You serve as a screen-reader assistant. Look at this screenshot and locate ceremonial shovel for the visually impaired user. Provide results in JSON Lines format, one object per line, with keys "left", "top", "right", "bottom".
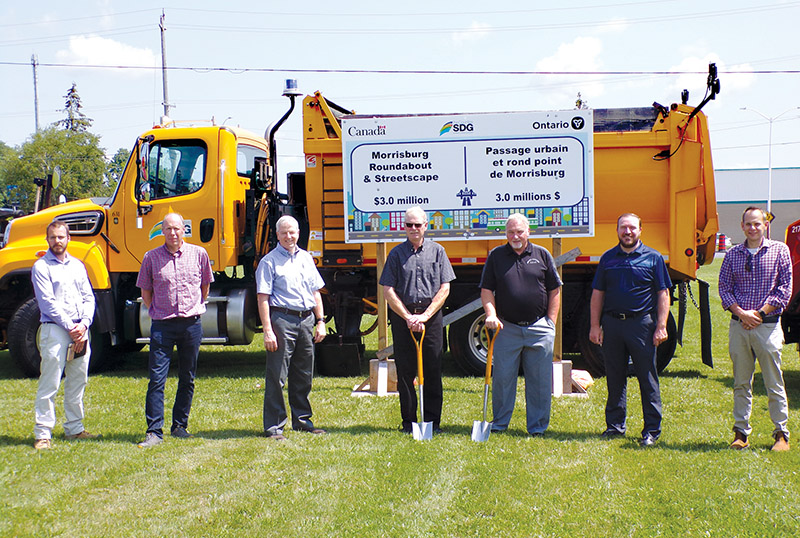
{"left": 471, "top": 326, "right": 498, "bottom": 442}
{"left": 409, "top": 326, "right": 432, "bottom": 441}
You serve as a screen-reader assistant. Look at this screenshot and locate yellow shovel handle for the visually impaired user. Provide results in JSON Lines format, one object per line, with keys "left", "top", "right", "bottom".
{"left": 481, "top": 325, "right": 498, "bottom": 385}
{"left": 409, "top": 325, "right": 426, "bottom": 386}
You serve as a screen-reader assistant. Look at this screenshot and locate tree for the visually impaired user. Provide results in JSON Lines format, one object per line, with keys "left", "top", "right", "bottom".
{"left": 0, "top": 127, "right": 111, "bottom": 213}
{"left": 54, "top": 83, "right": 93, "bottom": 133}
{"left": 0, "top": 141, "right": 24, "bottom": 207}
{"left": 107, "top": 148, "right": 131, "bottom": 185}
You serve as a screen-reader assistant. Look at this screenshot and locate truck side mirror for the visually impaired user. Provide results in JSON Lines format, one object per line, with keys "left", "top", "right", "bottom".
{"left": 139, "top": 182, "right": 152, "bottom": 202}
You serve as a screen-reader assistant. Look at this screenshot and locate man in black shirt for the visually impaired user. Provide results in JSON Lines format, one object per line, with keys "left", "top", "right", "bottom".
{"left": 480, "top": 213, "right": 562, "bottom": 435}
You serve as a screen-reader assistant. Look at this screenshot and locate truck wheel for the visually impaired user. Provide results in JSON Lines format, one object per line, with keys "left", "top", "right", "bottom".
{"left": 577, "top": 309, "right": 678, "bottom": 378}
{"left": 448, "top": 310, "right": 488, "bottom": 376}
{"left": 7, "top": 298, "right": 111, "bottom": 378}
{"left": 8, "top": 298, "right": 42, "bottom": 378}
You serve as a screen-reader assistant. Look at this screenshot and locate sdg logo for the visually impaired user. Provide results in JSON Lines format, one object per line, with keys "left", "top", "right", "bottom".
{"left": 440, "top": 121, "right": 474, "bottom": 135}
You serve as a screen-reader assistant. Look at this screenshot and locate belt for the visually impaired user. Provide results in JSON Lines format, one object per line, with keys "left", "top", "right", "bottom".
{"left": 42, "top": 320, "right": 81, "bottom": 325}
{"left": 405, "top": 302, "right": 431, "bottom": 315}
{"left": 271, "top": 306, "right": 313, "bottom": 319}
{"left": 607, "top": 312, "right": 643, "bottom": 320}
{"left": 732, "top": 314, "right": 779, "bottom": 324}
{"left": 505, "top": 315, "right": 544, "bottom": 327}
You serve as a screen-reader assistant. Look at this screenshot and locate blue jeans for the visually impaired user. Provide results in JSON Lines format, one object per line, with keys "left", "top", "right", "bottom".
{"left": 491, "top": 317, "right": 555, "bottom": 434}
{"left": 146, "top": 316, "right": 202, "bottom": 438}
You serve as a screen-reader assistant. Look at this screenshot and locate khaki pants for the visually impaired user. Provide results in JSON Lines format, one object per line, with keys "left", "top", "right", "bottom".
{"left": 729, "top": 319, "right": 789, "bottom": 439}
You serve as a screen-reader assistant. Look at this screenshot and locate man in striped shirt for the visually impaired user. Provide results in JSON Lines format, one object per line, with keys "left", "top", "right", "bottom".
{"left": 719, "top": 207, "right": 792, "bottom": 451}
{"left": 136, "top": 213, "right": 214, "bottom": 448}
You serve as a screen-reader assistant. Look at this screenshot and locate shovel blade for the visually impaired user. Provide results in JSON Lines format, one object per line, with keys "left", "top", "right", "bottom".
{"left": 471, "top": 420, "right": 492, "bottom": 442}
{"left": 412, "top": 421, "right": 433, "bottom": 441}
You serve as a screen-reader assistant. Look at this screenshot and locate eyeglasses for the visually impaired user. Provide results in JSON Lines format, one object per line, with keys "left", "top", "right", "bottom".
{"left": 405, "top": 222, "right": 424, "bottom": 229}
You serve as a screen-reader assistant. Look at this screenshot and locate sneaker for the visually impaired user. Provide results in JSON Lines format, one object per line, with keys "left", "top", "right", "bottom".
{"left": 65, "top": 430, "right": 102, "bottom": 441}
{"left": 171, "top": 426, "right": 193, "bottom": 439}
{"left": 730, "top": 430, "right": 749, "bottom": 450}
{"left": 137, "top": 432, "right": 163, "bottom": 448}
{"left": 771, "top": 433, "right": 790, "bottom": 452}
{"left": 34, "top": 439, "right": 52, "bottom": 450}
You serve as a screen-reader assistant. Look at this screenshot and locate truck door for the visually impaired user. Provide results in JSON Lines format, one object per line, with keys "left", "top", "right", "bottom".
{"left": 123, "top": 137, "right": 218, "bottom": 264}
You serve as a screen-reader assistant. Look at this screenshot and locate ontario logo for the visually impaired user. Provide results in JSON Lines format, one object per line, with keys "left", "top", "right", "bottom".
{"left": 440, "top": 121, "right": 474, "bottom": 135}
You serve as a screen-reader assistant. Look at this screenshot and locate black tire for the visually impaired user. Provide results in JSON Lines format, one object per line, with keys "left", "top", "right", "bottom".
{"left": 577, "top": 308, "right": 678, "bottom": 378}
{"left": 448, "top": 309, "right": 488, "bottom": 376}
{"left": 7, "top": 297, "right": 111, "bottom": 378}
{"left": 8, "top": 298, "right": 42, "bottom": 378}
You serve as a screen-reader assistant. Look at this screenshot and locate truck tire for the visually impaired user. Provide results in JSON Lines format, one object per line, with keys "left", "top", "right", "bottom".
{"left": 448, "top": 310, "right": 488, "bottom": 376}
{"left": 7, "top": 298, "right": 110, "bottom": 378}
{"left": 577, "top": 309, "right": 678, "bottom": 378}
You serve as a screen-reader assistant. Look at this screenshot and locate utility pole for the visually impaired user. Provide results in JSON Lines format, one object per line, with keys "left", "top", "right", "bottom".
{"left": 31, "top": 54, "right": 40, "bottom": 132}
{"left": 159, "top": 11, "right": 173, "bottom": 119}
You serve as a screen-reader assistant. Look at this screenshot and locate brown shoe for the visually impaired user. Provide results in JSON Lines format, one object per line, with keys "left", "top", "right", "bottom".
{"left": 771, "top": 433, "right": 790, "bottom": 452}
{"left": 34, "top": 439, "right": 52, "bottom": 450}
{"left": 65, "top": 430, "right": 102, "bottom": 441}
{"left": 730, "top": 430, "right": 749, "bottom": 450}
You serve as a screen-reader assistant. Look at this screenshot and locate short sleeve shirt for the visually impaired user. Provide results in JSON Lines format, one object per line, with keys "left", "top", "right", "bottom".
{"left": 255, "top": 244, "right": 325, "bottom": 310}
{"left": 592, "top": 242, "right": 671, "bottom": 315}
{"left": 137, "top": 242, "right": 214, "bottom": 320}
{"left": 480, "top": 242, "right": 562, "bottom": 323}
{"left": 379, "top": 239, "right": 456, "bottom": 305}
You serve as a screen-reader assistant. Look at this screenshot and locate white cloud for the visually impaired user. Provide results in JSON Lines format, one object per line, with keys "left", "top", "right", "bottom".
{"left": 56, "top": 35, "right": 157, "bottom": 76}
{"left": 668, "top": 54, "right": 756, "bottom": 95}
{"left": 534, "top": 37, "right": 605, "bottom": 106}
{"left": 451, "top": 21, "right": 492, "bottom": 45}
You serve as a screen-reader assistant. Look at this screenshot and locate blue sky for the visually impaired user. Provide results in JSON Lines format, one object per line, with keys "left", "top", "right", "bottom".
{"left": 2, "top": 0, "right": 800, "bottom": 181}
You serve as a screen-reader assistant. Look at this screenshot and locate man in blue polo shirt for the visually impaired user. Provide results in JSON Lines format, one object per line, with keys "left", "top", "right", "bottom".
{"left": 589, "top": 213, "right": 671, "bottom": 447}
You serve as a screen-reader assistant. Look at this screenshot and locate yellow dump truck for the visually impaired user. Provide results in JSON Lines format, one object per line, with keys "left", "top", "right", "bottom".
{"left": 0, "top": 68, "right": 720, "bottom": 377}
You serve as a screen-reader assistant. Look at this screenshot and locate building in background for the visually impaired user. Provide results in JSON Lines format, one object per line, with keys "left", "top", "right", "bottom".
{"left": 715, "top": 168, "right": 800, "bottom": 243}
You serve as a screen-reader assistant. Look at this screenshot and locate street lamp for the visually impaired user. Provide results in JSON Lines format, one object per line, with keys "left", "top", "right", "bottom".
{"left": 740, "top": 106, "right": 800, "bottom": 236}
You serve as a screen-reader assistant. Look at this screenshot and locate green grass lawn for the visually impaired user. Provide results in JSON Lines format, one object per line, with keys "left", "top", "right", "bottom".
{"left": 1, "top": 258, "right": 799, "bottom": 537}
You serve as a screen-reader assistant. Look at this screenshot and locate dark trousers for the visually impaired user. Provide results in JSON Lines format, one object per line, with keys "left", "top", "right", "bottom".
{"left": 389, "top": 309, "right": 443, "bottom": 429}
{"left": 263, "top": 312, "right": 315, "bottom": 435}
{"left": 602, "top": 313, "right": 662, "bottom": 438}
{"left": 146, "top": 316, "right": 202, "bottom": 438}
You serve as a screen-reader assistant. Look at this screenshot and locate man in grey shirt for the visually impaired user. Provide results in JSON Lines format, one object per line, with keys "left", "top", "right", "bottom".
{"left": 380, "top": 207, "right": 455, "bottom": 433}
{"left": 31, "top": 220, "right": 99, "bottom": 449}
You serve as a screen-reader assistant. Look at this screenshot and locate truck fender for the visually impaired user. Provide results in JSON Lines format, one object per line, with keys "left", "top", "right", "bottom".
{"left": 65, "top": 241, "right": 111, "bottom": 290}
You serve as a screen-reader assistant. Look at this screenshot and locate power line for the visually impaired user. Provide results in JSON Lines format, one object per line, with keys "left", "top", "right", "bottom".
{"left": 1, "top": 60, "right": 798, "bottom": 76}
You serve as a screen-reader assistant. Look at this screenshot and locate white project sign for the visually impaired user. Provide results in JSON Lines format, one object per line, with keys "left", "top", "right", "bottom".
{"left": 343, "top": 110, "right": 593, "bottom": 242}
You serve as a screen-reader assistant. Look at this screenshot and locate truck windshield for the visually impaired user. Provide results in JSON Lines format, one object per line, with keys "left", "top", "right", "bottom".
{"left": 143, "top": 141, "right": 207, "bottom": 200}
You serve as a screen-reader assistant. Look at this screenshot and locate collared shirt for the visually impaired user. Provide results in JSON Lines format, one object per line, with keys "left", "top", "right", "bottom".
{"left": 592, "top": 241, "right": 672, "bottom": 315}
{"left": 719, "top": 238, "right": 792, "bottom": 315}
{"left": 32, "top": 249, "right": 95, "bottom": 330}
{"left": 137, "top": 242, "right": 214, "bottom": 320}
{"left": 379, "top": 239, "right": 456, "bottom": 306}
{"left": 256, "top": 244, "right": 325, "bottom": 310}
{"left": 480, "top": 242, "right": 562, "bottom": 323}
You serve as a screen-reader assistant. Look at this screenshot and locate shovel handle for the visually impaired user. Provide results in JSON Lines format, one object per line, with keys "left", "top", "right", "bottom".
{"left": 481, "top": 326, "right": 498, "bottom": 385}
{"left": 409, "top": 325, "right": 426, "bottom": 386}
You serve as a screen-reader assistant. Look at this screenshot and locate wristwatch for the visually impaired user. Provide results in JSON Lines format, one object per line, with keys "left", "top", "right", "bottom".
{"left": 757, "top": 310, "right": 766, "bottom": 319}
{"left": 315, "top": 317, "right": 325, "bottom": 324}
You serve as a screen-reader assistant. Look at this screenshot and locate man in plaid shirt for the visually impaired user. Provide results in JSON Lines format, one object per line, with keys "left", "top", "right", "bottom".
{"left": 719, "top": 207, "right": 792, "bottom": 451}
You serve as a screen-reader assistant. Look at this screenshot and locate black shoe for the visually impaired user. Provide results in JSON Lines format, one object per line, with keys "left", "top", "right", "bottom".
{"left": 600, "top": 429, "right": 624, "bottom": 439}
{"left": 639, "top": 434, "right": 657, "bottom": 447}
{"left": 170, "top": 426, "right": 193, "bottom": 439}
{"left": 433, "top": 426, "right": 443, "bottom": 435}
{"left": 398, "top": 425, "right": 412, "bottom": 434}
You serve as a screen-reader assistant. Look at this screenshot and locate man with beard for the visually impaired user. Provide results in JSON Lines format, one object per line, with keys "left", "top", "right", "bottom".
{"left": 480, "top": 213, "right": 562, "bottom": 435}
{"left": 32, "top": 220, "right": 99, "bottom": 449}
{"left": 589, "top": 213, "right": 671, "bottom": 447}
